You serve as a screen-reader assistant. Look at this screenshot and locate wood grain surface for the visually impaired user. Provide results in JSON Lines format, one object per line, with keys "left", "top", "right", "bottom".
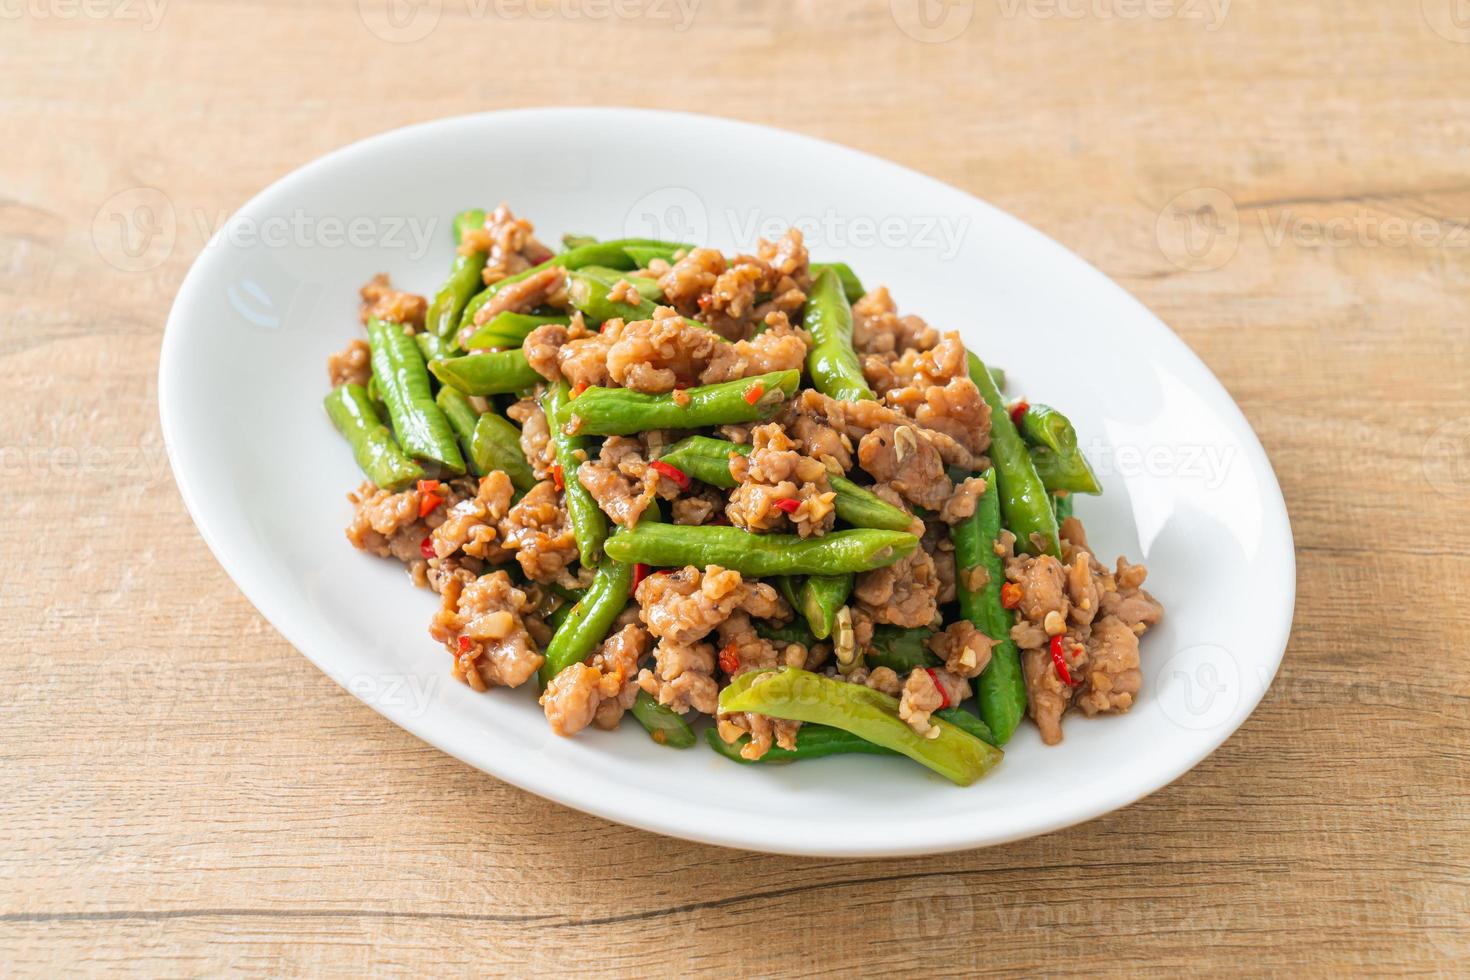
{"left": 3, "top": 1, "right": 1468, "bottom": 975}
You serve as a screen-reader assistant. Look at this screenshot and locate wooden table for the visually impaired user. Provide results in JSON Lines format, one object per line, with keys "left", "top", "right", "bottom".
{"left": 4, "top": 1, "right": 1467, "bottom": 975}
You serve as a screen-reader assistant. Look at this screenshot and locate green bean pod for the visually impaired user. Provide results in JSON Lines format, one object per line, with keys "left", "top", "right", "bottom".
{"left": 630, "top": 690, "right": 696, "bottom": 748}
{"left": 1053, "top": 491, "right": 1075, "bottom": 523}
{"left": 415, "top": 331, "right": 454, "bottom": 364}
{"left": 323, "top": 383, "right": 425, "bottom": 491}
{"left": 864, "top": 625, "right": 939, "bottom": 674}
{"left": 953, "top": 466, "right": 1027, "bottom": 744}
{"left": 567, "top": 370, "right": 799, "bottom": 436}
{"left": 808, "top": 261, "right": 865, "bottom": 304}
{"left": 460, "top": 312, "right": 570, "bottom": 351}
{"left": 543, "top": 379, "right": 610, "bottom": 568}
{"left": 797, "top": 574, "right": 853, "bottom": 640}
{"left": 718, "top": 668, "right": 1002, "bottom": 785}
{"left": 1017, "top": 403, "right": 1077, "bottom": 455}
{"left": 967, "top": 352, "right": 1059, "bottom": 557}
{"left": 657, "top": 436, "right": 913, "bottom": 532}
{"left": 603, "top": 524, "right": 918, "bottom": 577}
{"left": 472, "top": 413, "right": 537, "bottom": 493}
{"left": 566, "top": 267, "right": 659, "bottom": 323}
{"left": 434, "top": 386, "right": 484, "bottom": 477}
{"left": 1030, "top": 445, "right": 1102, "bottom": 495}
{"left": 706, "top": 705, "right": 995, "bottom": 764}
{"left": 537, "top": 549, "right": 633, "bottom": 685}
{"left": 803, "top": 266, "right": 874, "bottom": 402}
{"left": 429, "top": 349, "right": 542, "bottom": 396}
{"left": 620, "top": 243, "right": 684, "bottom": 268}
{"left": 365, "top": 317, "right": 465, "bottom": 474}
{"left": 456, "top": 238, "right": 689, "bottom": 339}
{"left": 561, "top": 233, "right": 599, "bottom": 250}
{"left": 426, "top": 208, "right": 489, "bottom": 340}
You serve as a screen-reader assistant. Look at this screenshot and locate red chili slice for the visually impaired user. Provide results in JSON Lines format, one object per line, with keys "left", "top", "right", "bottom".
{"left": 649, "top": 460, "right": 690, "bottom": 491}
{"left": 1000, "top": 582, "right": 1023, "bottom": 610}
{"left": 718, "top": 642, "right": 740, "bottom": 675}
{"left": 457, "top": 635, "right": 472, "bottom": 653}
{"left": 925, "top": 668, "right": 951, "bottom": 709}
{"left": 631, "top": 563, "right": 651, "bottom": 591}
{"left": 570, "top": 381, "right": 588, "bottom": 399}
{"left": 416, "top": 479, "right": 441, "bottom": 495}
{"left": 773, "top": 497, "right": 801, "bottom": 514}
{"left": 743, "top": 381, "right": 764, "bottom": 405}
{"left": 1009, "top": 400, "right": 1030, "bottom": 428}
{"left": 552, "top": 463, "right": 565, "bottom": 491}
{"left": 418, "top": 492, "right": 444, "bottom": 518}
{"left": 1050, "top": 634, "right": 1078, "bottom": 686}
{"left": 420, "top": 536, "right": 435, "bottom": 559}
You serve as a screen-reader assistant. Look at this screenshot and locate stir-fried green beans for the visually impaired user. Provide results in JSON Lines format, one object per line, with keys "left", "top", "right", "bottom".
{"left": 471, "top": 413, "right": 536, "bottom": 493}
{"left": 803, "top": 266, "right": 874, "bottom": 402}
{"left": 953, "top": 467, "right": 1028, "bottom": 744}
{"left": 538, "top": 547, "right": 633, "bottom": 685}
{"left": 795, "top": 574, "right": 853, "bottom": 640}
{"left": 967, "top": 352, "right": 1058, "bottom": 557}
{"left": 434, "top": 386, "right": 485, "bottom": 477}
{"left": 426, "top": 208, "right": 489, "bottom": 340}
{"left": 718, "top": 668, "right": 1002, "bottom": 785}
{"left": 429, "top": 349, "right": 542, "bottom": 396}
{"left": 567, "top": 370, "right": 799, "bottom": 436}
{"left": 461, "top": 312, "right": 570, "bottom": 351}
{"left": 365, "top": 316, "right": 465, "bottom": 474}
{"left": 542, "top": 379, "right": 610, "bottom": 568}
{"left": 324, "top": 383, "right": 424, "bottom": 490}
{"left": 808, "top": 261, "right": 864, "bottom": 304}
{"left": 657, "top": 436, "right": 913, "bottom": 532}
{"left": 604, "top": 523, "right": 917, "bottom": 577}
{"left": 630, "top": 691, "right": 696, "bottom": 748}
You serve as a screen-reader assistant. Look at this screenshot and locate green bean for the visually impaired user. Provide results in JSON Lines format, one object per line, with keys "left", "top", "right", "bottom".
{"left": 434, "top": 386, "right": 484, "bottom": 477}
{"left": 428, "top": 349, "right": 541, "bottom": 396}
{"left": 1017, "top": 403, "right": 1077, "bottom": 455}
{"left": 415, "top": 331, "right": 453, "bottom": 365}
{"left": 796, "top": 573, "right": 852, "bottom": 640}
{"left": 864, "top": 625, "right": 938, "bottom": 674}
{"left": 456, "top": 239, "right": 688, "bottom": 340}
{"left": 953, "top": 466, "right": 1027, "bottom": 744}
{"left": 461, "top": 312, "right": 570, "bottom": 351}
{"left": 1030, "top": 446, "right": 1102, "bottom": 495}
{"left": 630, "top": 690, "right": 696, "bottom": 748}
{"left": 967, "top": 352, "right": 1058, "bottom": 557}
{"left": 323, "top": 383, "right": 425, "bottom": 491}
{"left": 566, "top": 267, "right": 659, "bottom": 323}
{"left": 707, "top": 707, "right": 995, "bottom": 764}
{"left": 754, "top": 620, "right": 818, "bottom": 648}
{"left": 561, "top": 233, "right": 598, "bottom": 250}
{"left": 989, "top": 365, "right": 1007, "bottom": 391}
{"left": 471, "top": 413, "right": 536, "bottom": 492}
{"left": 543, "top": 379, "right": 610, "bottom": 568}
{"left": 657, "top": 436, "right": 913, "bottom": 532}
{"left": 567, "top": 370, "right": 799, "bottom": 436}
{"left": 604, "top": 524, "right": 917, "bottom": 577}
{"left": 808, "top": 261, "right": 865, "bottom": 304}
{"left": 546, "top": 591, "right": 582, "bottom": 631}
{"left": 621, "top": 243, "right": 684, "bottom": 268}
{"left": 426, "top": 208, "right": 488, "bottom": 340}
{"left": 365, "top": 317, "right": 465, "bottom": 474}
{"left": 718, "top": 668, "right": 1002, "bottom": 785}
{"left": 804, "top": 266, "right": 873, "bottom": 402}
{"left": 578, "top": 266, "right": 661, "bottom": 301}
{"left": 537, "top": 549, "right": 632, "bottom": 685}
{"left": 1053, "top": 491, "right": 1075, "bottom": 523}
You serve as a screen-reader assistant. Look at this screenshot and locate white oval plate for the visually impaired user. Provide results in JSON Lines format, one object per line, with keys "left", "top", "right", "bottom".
{"left": 160, "top": 109, "right": 1294, "bottom": 857}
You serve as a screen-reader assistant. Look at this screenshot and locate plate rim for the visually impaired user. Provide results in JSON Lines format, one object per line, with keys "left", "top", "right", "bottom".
{"left": 158, "top": 106, "right": 1296, "bottom": 856}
